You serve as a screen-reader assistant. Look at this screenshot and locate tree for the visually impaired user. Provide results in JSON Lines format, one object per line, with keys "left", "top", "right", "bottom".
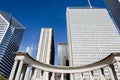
{"left": 0, "top": 74, "right": 7, "bottom": 80}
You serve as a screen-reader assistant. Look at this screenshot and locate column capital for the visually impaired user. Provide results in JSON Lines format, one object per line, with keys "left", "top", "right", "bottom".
{"left": 114, "top": 57, "right": 120, "bottom": 62}
{"left": 15, "top": 56, "right": 25, "bottom": 61}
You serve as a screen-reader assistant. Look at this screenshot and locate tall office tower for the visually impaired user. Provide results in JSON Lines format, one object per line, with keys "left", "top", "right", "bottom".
{"left": 104, "top": 0, "right": 120, "bottom": 29}
{"left": 34, "top": 28, "right": 55, "bottom": 80}
{"left": 57, "top": 43, "right": 70, "bottom": 80}
{"left": 103, "top": 1, "right": 120, "bottom": 79}
{"left": 66, "top": 7, "right": 120, "bottom": 80}
{"left": 0, "top": 11, "right": 25, "bottom": 78}
{"left": 58, "top": 43, "right": 69, "bottom": 66}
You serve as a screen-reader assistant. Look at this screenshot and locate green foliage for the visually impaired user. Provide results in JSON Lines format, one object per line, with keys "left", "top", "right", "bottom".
{"left": 0, "top": 74, "right": 7, "bottom": 80}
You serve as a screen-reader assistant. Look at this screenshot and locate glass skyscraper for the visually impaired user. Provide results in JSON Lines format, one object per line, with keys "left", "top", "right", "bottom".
{"left": 104, "top": 0, "right": 120, "bottom": 30}
{"left": 0, "top": 11, "right": 25, "bottom": 78}
{"left": 66, "top": 7, "right": 120, "bottom": 80}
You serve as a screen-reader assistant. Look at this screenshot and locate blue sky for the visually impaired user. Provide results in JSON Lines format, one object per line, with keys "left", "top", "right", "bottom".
{"left": 0, "top": 0, "right": 106, "bottom": 65}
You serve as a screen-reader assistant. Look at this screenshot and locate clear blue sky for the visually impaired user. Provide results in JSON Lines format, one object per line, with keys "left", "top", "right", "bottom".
{"left": 0, "top": 0, "right": 106, "bottom": 65}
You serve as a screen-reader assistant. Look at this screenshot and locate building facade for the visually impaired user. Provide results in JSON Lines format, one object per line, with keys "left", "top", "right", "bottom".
{"left": 34, "top": 28, "right": 55, "bottom": 80}
{"left": 0, "top": 11, "right": 25, "bottom": 78}
{"left": 104, "top": 0, "right": 120, "bottom": 30}
{"left": 57, "top": 43, "right": 70, "bottom": 80}
{"left": 66, "top": 7, "right": 120, "bottom": 80}
{"left": 58, "top": 43, "right": 69, "bottom": 66}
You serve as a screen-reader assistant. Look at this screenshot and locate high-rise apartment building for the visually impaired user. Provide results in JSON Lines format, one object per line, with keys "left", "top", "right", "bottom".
{"left": 34, "top": 28, "right": 55, "bottom": 80}
{"left": 0, "top": 11, "right": 25, "bottom": 78}
{"left": 66, "top": 7, "right": 120, "bottom": 80}
{"left": 104, "top": 0, "right": 120, "bottom": 29}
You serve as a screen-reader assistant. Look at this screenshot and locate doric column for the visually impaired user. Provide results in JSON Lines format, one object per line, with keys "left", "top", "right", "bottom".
{"left": 33, "top": 69, "right": 37, "bottom": 79}
{"left": 15, "top": 60, "right": 24, "bottom": 80}
{"left": 98, "top": 69, "right": 106, "bottom": 80}
{"left": 9, "top": 60, "right": 18, "bottom": 80}
{"left": 30, "top": 68, "right": 35, "bottom": 80}
{"left": 20, "top": 64, "right": 27, "bottom": 80}
{"left": 108, "top": 66, "right": 115, "bottom": 80}
{"left": 43, "top": 71, "right": 48, "bottom": 80}
{"left": 50, "top": 72, "right": 55, "bottom": 80}
{"left": 61, "top": 73, "right": 64, "bottom": 80}
{"left": 80, "top": 73, "right": 83, "bottom": 80}
{"left": 24, "top": 66, "right": 30, "bottom": 80}
{"left": 116, "top": 61, "right": 120, "bottom": 72}
{"left": 109, "top": 64, "right": 118, "bottom": 80}
{"left": 89, "top": 71, "right": 94, "bottom": 80}
{"left": 29, "top": 69, "right": 34, "bottom": 80}
{"left": 70, "top": 73, "right": 74, "bottom": 80}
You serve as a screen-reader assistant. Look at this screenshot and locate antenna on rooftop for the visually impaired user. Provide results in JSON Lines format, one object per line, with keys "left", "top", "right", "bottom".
{"left": 88, "top": 0, "right": 92, "bottom": 8}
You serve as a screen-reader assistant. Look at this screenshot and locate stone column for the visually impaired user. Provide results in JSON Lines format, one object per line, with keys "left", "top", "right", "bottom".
{"left": 50, "top": 72, "right": 55, "bottom": 80}
{"left": 9, "top": 60, "right": 18, "bottom": 80}
{"left": 108, "top": 66, "right": 115, "bottom": 80}
{"left": 70, "top": 73, "right": 74, "bottom": 80}
{"left": 109, "top": 64, "right": 118, "bottom": 80}
{"left": 98, "top": 69, "right": 105, "bottom": 80}
{"left": 15, "top": 60, "right": 24, "bottom": 80}
{"left": 30, "top": 68, "right": 35, "bottom": 80}
{"left": 20, "top": 64, "right": 27, "bottom": 80}
{"left": 24, "top": 66, "right": 30, "bottom": 80}
{"left": 89, "top": 71, "right": 94, "bottom": 80}
{"left": 33, "top": 69, "right": 37, "bottom": 79}
{"left": 61, "top": 73, "right": 64, "bottom": 80}
{"left": 29, "top": 70, "right": 33, "bottom": 80}
{"left": 116, "top": 61, "right": 120, "bottom": 72}
{"left": 80, "top": 73, "right": 83, "bottom": 80}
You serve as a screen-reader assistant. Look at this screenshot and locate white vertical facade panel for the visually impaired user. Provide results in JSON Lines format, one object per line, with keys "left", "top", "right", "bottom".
{"left": 0, "top": 15, "right": 9, "bottom": 44}
{"left": 35, "top": 28, "right": 53, "bottom": 80}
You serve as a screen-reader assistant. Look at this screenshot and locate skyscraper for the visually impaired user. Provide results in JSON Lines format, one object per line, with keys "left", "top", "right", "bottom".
{"left": 0, "top": 11, "right": 25, "bottom": 78}
{"left": 104, "top": 0, "right": 120, "bottom": 29}
{"left": 58, "top": 43, "right": 69, "bottom": 66}
{"left": 34, "top": 28, "right": 55, "bottom": 80}
{"left": 66, "top": 7, "right": 120, "bottom": 80}
{"left": 57, "top": 43, "right": 70, "bottom": 80}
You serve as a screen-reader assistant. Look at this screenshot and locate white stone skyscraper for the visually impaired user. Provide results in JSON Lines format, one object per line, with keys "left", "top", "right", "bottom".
{"left": 34, "top": 28, "right": 55, "bottom": 80}
{"left": 58, "top": 43, "right": 69, "bottom": 66}
{"left": 57, "top": 43, "right": 70, "bottom": 80}
{"left": 0, "top": 11, "right": 25, "bottom": 78}
{"left": 66, "top": 7, "right": 120, "bottom": 80}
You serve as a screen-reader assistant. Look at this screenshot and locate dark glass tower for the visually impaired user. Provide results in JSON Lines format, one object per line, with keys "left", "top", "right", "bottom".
{"left": 0, "top": 11, "right": 25, "bottom": 78}
{"left": 104, "top": 0, "right": 120, "bottom": 29}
